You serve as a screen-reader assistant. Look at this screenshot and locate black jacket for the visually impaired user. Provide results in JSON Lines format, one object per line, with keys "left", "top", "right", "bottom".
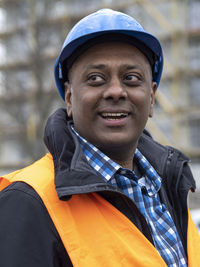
{"left": 0, "top": 108, "right": 196, "bottom": 267}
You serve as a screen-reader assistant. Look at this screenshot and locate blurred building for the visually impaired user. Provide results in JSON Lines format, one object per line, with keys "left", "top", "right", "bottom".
{"left": 0, "top": 0, "right": 199, "bottom": 207}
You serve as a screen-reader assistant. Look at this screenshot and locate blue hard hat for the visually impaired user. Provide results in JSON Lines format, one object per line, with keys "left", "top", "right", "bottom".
{"left": 54, "top": 8, "right": 163, "bottom": 100}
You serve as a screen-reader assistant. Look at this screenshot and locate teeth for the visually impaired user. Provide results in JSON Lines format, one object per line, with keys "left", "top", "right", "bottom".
{"left": 101, "top": 112, "right": 128, "bottom": 118}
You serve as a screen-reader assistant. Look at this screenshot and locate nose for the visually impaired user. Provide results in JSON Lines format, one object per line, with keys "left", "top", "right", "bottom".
{"left": 103, "top": 77, "right": 127, "bottom": 101}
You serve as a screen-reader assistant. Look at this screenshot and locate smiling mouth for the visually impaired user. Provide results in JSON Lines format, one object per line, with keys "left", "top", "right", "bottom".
{"left": 100, "top": 112, "right": 129, "bottom": 120}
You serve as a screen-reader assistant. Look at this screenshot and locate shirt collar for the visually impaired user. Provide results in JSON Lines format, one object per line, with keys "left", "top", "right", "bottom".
{"left": 72, "top": 126, "right": 161, "bottom": 195}
{"left": 71, "top": 126, "right": 120, "bottom": 181}
{"left": 134, "top": 149, "right": 161, "bottom": 195}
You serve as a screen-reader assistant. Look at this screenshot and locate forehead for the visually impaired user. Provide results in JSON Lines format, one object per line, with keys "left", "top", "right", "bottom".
{"left": 72, "top": 41, "right": 150, "bottom": 68}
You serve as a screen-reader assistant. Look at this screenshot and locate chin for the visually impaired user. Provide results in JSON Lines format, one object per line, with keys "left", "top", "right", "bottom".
{"left": 96, "top": 135, "right": 137, "bottom": 150}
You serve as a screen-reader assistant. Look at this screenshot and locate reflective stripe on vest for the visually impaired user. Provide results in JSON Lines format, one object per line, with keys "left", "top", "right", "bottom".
{"left": 1, "top": 153, "right": 200, "bottom": 266}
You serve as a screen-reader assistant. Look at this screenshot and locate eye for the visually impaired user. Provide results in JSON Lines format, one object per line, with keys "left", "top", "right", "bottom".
{"left": 87, "top": 74, "right": 105, "bottom": 86}
{"left": 124, "top": 74, "right": 140, "bottom": 84}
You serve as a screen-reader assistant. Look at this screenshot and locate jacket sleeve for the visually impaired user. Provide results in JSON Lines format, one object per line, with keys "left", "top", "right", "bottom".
{"left": 0, "top": 182, "right": 73, "bottom": 267}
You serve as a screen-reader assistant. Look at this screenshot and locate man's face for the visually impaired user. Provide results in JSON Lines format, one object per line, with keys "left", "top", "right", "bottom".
{"left": 65, "top": 41, "right": 157, "bottom": 154}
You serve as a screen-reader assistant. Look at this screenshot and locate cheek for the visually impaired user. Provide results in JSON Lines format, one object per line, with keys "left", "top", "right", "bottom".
{"left": 71, "top": 93, "right": 91, "bottom": 121}
{"left": 131, "top": 89, "right": 153, "bottom": 118}
{"left": 130, "top": 89, "right": 150, "bottom": 106}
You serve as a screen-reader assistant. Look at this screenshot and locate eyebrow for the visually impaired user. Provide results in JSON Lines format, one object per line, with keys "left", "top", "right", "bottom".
{"left": 122, "top": 64, "right": 143, "bottom": 70}
{"left": 86, "top": 64, "right": 107, "bottom": 70}
{"left": 86, "top": 64, "right": 142, "bottom": 70}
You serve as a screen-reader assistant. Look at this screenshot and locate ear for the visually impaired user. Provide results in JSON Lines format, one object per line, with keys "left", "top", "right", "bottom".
{"left": 64, "top": 82, "right": 73, "bottom": 118}
{"left": 149, "top": 82, "right": 157, "bottom": 118}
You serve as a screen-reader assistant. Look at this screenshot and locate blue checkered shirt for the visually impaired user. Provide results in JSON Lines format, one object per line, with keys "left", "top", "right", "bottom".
{"left": 72, "top": 128, "right": 188, "bottom": 266}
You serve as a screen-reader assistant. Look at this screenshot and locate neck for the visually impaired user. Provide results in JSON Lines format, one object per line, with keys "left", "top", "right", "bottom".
{"left": 99, "top": 144, "right": 137, "bottom": 170}
{"left": 113, "top": 158, "right": 134, "bottom": 170}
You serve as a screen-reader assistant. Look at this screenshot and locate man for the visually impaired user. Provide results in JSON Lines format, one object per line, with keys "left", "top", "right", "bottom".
{"left": 0, "top": 8, "right": 199, "bottom": 267}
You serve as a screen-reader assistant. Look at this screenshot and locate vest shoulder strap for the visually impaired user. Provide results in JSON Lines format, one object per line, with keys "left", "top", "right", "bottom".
{"left": 187, "top": 209, "right": 200, "bottom": 266}
{"left": 0, "top": 153, "right": 54, "bottom": 188}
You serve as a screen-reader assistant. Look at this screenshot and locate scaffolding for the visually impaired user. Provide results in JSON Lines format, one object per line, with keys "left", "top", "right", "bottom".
{"left": 0, "top": 0, "right": 200, "bottom": 172}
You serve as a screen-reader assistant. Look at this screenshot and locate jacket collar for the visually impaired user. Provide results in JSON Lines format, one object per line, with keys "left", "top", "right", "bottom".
{"left": 43, "top": 108, "right": 195, "bottom": 199}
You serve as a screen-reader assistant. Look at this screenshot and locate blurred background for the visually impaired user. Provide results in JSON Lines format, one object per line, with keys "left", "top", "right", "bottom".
{"left": 0, "top": 0, "right": 199, "bottom": 229}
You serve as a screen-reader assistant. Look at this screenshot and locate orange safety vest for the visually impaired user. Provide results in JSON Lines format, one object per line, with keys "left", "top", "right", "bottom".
{"left": 0, "top": 153, "right": 200, "bottom": 267}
